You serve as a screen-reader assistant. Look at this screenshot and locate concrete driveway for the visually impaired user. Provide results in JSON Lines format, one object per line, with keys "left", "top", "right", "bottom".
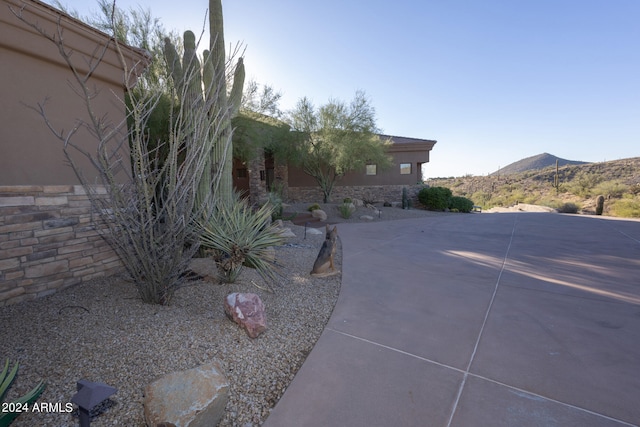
{"left": 263, "top": 212, "right": 640, "bottom": 427}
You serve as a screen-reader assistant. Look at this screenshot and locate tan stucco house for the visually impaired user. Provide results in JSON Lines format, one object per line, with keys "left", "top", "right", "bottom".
{"left": 0, "top": 0, "right": 148, "bottom": 305}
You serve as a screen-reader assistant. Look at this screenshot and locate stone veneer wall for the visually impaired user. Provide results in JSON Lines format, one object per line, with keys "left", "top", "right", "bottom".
{"left": 0, "top": 185, "right": 121, "bottom": 306}
{"left": 248, "top": 153, "right": 268, "bottom": 206}
{"left": 286, "top": 184, "right": 426, "bottom": 206}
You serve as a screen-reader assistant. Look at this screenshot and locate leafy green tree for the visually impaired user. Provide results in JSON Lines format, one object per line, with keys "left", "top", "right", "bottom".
{"left": 241, "top": 79, "right": 283, "bottom": 118}
{"left": 287, "top": 91, "right": 392, "bottom": 202}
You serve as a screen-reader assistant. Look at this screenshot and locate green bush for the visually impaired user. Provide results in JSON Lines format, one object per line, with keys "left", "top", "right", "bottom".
{"left": 343, "top": 197, "right": 352, "bottom": 204}
{"left": 307, "top": 203, "right": 321, "bottom": 212}
{"left": 448, "top": 196, "right": 474, "bottom": 213}
{"left": 418, "top": 187, "right": 452, "bottom": 211}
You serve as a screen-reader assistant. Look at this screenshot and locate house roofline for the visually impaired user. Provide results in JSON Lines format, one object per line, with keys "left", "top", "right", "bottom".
{"left": 3, "top": 0, "right": 151, "bottom": 84}
{"left": 378, "top": 133, "right": 437, "bottom": 145}
{"left": 29, "top": 0, "right": 151, "bottom": 60}
{"left": 378, "top": 134, "right": 437, "bottom": 152}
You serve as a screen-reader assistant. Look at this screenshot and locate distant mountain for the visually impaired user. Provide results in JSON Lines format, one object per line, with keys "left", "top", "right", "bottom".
{"left": 492, "top": 153, "right": 589, "bottom": 175}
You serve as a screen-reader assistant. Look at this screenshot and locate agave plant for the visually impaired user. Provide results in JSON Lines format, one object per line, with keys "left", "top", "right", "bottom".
{"left": 198, "top": 193, "right": 285, "bottom": 284}
{"left": 0, "top": 359, "right": 45, "bottom": 427}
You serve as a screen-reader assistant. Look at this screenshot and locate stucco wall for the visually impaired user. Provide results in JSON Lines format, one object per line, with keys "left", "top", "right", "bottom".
{"left": 0, "top": 185, "right": 121, "bottom": 306}
{"left": 0, "top": 0, "right": 144, "bottom": 185}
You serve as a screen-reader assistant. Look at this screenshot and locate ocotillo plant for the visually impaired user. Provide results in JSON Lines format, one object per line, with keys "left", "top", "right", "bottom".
{"left": 163, "top": 0, "right": 245, "bottom": 206}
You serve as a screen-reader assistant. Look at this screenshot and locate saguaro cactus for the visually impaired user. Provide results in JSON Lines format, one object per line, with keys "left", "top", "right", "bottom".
{"left": 163, "top": 0, "right": 245, "bottom": 205}
{"left": 596, "top": 195, "right": 605, "bottom": 215}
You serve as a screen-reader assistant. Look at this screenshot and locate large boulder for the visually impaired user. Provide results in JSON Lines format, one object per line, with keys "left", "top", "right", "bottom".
{"left": 224, "top": 293, "right": 267, "bottom": 338}
{"left": 311, "top": 209, "right": 327, "bottom": 221}
{"left": 143, "top": 360, "right": 229, "bottom": 427}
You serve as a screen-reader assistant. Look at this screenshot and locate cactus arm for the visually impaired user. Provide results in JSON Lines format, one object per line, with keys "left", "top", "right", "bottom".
{"left": 209, "top": 0, "right": 226, "bottom": 71}
{"left": 228, "top": 57, "right": 245, "bottom": 117}
{"left": 202, "top": 50, "right": 215, "bottom": 102}
{"left": 181, "top": 31, "right": 204, "bottom": 108}
{"left": 162, "top": 37, "right": 183, "bottom": 92}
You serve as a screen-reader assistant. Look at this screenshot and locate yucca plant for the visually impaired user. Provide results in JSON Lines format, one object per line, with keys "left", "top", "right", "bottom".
{"left": 0, "top": 360, "right": 45, "bottom": 427}
{"left": 198, "top": 192, "right": 285, "bottom": 283}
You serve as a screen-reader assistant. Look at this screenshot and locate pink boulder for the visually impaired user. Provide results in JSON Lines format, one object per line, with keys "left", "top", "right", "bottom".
{"left": 224, "top": 293, "right": 267, "bottom": 338}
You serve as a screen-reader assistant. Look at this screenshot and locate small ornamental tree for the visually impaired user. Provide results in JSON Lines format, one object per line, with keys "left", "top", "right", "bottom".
{"left": 287, "top": 91, "right": 392, "bottom": 202}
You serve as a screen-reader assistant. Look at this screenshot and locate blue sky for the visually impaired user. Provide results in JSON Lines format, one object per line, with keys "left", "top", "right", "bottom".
{"left": 49, "top": 0, "right": 639, "bottom": 177}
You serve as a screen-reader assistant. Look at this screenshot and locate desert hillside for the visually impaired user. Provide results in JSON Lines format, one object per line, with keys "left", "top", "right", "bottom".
{"left": 425, "top": 157, "right": 640, "bottom": 218}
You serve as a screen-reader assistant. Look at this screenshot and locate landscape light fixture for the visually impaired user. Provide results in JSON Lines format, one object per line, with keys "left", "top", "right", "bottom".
{"left": 70, "top": 380, "right": 117, "bottom": 427}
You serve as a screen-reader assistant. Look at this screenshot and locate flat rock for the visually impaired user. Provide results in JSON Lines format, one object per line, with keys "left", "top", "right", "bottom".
{"left": 306, "top": 227, "right": 323, "bottom": 235}
{"left": 143, "top": 360, "right": 229, "bottom": 427}
{"left": 359, "top": 215, "right": 374, "bottom": 221}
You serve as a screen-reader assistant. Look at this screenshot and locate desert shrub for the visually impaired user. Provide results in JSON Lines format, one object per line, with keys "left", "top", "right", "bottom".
{"left": 593, "top": 180, "right": 629, "bottom": 199}
{"left": 418, "top": 186, "right": 452, "bottom": 211}
{"left": 609, "top": 197, "right": 640, "bottom": 218}
{"left": 362, "top": 197, "right": 377, "bottom": 205}
{"left": 567, "top": 171, "right": 602, "bottom": 197}
{"left": 198, "top": 192, "right": 285, "bottom": 284}
{"left": 557, "top": 202, "right": 580, "bottom": 214}
{"left": 448, "top": 196, "right": 474, "bottom": 213}
{"left": 471, "top": 191, "right": 491, "bottom": 208}
{"left": 343, "top": 197, "right": 352, "bottom": 204}
{"left": 307, "top": 203, "right": 321, "bottom": 212}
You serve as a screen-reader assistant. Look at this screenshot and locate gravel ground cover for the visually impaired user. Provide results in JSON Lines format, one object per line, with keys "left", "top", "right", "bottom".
{"left": 0, "top": 205, "right": 445, "bottom": 426}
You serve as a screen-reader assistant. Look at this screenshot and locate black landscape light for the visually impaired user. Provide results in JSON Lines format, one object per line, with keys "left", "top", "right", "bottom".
{"left": 71, "top": 380, "right": 117, "bottom": 427}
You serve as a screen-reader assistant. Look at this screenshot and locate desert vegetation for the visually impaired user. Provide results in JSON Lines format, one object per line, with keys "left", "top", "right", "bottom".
{"left": 426, "top": 157, "right": 640, "bottom": 218}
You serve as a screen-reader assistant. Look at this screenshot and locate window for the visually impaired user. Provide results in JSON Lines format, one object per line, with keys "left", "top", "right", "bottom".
{"left": 400, "top": 163, "right": 411, "bottom": 175}
{"left": 366, "top": 164, "right": 377, "bottom": 175}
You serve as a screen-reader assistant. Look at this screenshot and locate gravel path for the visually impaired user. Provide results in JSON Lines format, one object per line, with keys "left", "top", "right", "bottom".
{"left": 0, "top": 206, "right": 446, "bottom": 427}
